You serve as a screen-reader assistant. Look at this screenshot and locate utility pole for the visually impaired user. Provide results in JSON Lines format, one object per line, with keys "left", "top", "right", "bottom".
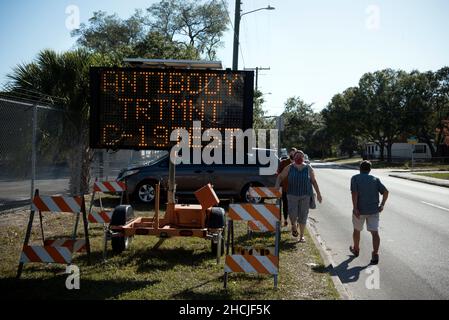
{"left": 232, "top": 0, "right": 241, "bottom": 70}
{"left": 255, "top": 67, "right": 270, "bottom": 91}
{"left": 244, "top": 67, "right": 270, "bottom": 91}
{"left": 232, "top": 2, "right": 275, "bottom": 71}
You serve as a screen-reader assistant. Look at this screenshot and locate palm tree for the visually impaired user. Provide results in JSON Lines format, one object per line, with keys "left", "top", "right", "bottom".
{"left": 7, "top": 49, "right": 99, "bottom": 195}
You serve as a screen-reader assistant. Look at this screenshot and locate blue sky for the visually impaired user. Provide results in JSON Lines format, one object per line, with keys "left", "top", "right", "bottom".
{"left": 1, "top": 0, "right": 448, "bottom": 115}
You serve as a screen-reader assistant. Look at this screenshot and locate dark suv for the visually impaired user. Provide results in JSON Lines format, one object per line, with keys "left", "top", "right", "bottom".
{"left": 117, "top": 154, "right": 277, "bottom": 204}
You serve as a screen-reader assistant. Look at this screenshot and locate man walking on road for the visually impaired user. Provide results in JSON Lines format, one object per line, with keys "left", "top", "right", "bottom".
{"left": 350, "top": 160, "right": 389, "bottom": 264}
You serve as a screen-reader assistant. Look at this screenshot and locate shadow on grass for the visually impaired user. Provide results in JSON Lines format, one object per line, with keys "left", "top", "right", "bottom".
{"left": 0, "top": 276, "right": 159, "bottom": 300}
{"left": 232, "top": 232, "right": 298, "bottom": 253}
{"left": 170, "top": 274, "right": 276, "bottom": 300}
{"left": 106, "top": 246, "right": 215, "bottom": 273}
{"left": 170, "top": 277, "right": 232, "bottom": 300}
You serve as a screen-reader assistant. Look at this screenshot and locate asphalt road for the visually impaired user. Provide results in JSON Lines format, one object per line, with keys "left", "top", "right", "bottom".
{"left": 0, "top": 178, "right": 69, "bottom": 211}
{"left": 309, "top": 162, "right": 449, "bottom": 300}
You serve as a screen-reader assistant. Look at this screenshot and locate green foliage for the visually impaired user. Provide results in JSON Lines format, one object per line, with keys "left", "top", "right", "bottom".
{"left": 280, "top": 97, "right": 323, "bottom": 156}
{"left": 6, "top": 49, "right": 108, "bottom": 194}
{"left": 252, "top": 90, "right": 274, "bottom": 130}
{"left": 71, "top": 0, "right": 229, "bottom": 62}
{"left": 322, "top": 67, "right": 449, "bottom": 161}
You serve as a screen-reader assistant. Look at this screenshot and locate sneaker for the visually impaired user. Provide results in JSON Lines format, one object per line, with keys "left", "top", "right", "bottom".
{"left": 370, "top": 252, "right": 379, "bottom": 265}
{"left": 349, "top": 246, "right": 359, "bottom": 257}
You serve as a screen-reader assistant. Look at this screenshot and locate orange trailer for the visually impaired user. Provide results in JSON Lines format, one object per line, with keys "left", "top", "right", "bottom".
{"left": 108, "top": 183, "right": 226, "bottom": 261}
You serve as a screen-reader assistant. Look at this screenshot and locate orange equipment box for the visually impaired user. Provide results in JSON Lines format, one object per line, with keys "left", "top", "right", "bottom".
{"left": 194, "top": 183, "right": 219, "bottom": 209}
{"left": 174, "top": 204, "right": 205, "bottom": 228}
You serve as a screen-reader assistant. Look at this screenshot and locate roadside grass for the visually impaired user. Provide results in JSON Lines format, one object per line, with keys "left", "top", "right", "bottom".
{"left": 0, "top": 195, "right": 339, "bottom": 300}
{"left": 414, "top": 172, "right": 449, "bottom": 180}
{"left": 322, "top": 156, "right": 449, "bottom": 171}
{"left": 322, "top": 157, "right": 362, "bottom": 165}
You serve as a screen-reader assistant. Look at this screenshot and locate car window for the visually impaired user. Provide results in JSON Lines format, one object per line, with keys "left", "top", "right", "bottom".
{"left": 158, "top": 157, "right": 169, "bottom": 168}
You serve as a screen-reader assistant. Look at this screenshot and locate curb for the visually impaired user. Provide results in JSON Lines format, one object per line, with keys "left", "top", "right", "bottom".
{"left": 306, "top": 221, "right": 353, "bottom": 300}
{"left": 388, "top": 174, "right": 449, "bottom": 188}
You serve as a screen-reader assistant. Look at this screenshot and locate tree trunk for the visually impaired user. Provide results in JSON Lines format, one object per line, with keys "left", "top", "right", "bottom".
{"left": 387, "top": 141, "right": 393, "bottom": 163}
{"left": 68, "top": 131, "right": 92, "bottom": 196}
{"left": 420, "top": 133, "right": 436, "bottom": 157}
{"left": 378, "top": 142, "right": 385, "bottom": 162}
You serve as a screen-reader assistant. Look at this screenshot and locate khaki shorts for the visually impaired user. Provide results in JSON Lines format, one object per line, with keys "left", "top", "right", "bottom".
{"left": 352, "top": 213, "right": 379, "bottom": 232}
{"left": 287, "top": 194, "right": 310, "bottom": 225}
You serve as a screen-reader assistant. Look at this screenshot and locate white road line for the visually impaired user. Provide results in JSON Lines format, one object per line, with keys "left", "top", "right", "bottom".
{"left": 421, "top": 201, "right": 449, "bottom": 212}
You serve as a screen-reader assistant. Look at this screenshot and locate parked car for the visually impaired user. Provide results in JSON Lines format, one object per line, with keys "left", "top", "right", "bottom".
{"left": 304, "top": 153, "right": 310, "bottom": 164}
{"left": 117, "top": 154, "right": 277, "bottom": 204}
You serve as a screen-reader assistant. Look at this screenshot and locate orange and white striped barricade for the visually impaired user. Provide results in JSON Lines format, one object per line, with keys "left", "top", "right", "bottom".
{"left": 247, "top": 187, "right": 282, "bottom": 234}
{"left": 87, "top": 180, "right": 127, "bottom": 260}
{"left": 17, "top": 190, "right": 91, "bottom": 278}
{"left": 224, "top": 201, "right": 281, "bottom": 289}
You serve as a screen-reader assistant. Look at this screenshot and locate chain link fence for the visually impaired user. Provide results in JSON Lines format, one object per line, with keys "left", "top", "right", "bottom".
{"left": 0, "top": 97, "right": 72, "bottom": 213}
{"left": 0, "top": 95, "right": 168, "bottom": 214}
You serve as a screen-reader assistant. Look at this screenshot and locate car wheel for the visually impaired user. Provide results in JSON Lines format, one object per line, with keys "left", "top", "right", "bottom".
{"left": 135, "top": 181, "right": 156, "bottom": 204}
{"left": 241, "top": 183, "right": 264, "bottom": 204}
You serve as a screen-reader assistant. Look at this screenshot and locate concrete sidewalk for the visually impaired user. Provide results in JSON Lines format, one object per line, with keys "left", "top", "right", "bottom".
{"left": 388, "top": 171, "right": 449, "bottom": 188}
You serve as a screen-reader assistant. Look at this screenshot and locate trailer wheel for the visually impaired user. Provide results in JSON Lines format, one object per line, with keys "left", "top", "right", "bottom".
{"left": 110, "top": 205, "right": 134, "bottom": 254}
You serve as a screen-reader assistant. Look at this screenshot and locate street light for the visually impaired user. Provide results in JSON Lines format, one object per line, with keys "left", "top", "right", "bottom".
{"left": 232, "top": 2, "right": 275, "bottom": 70}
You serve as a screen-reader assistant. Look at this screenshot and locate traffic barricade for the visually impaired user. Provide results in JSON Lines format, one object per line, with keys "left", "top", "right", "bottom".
{"left": 87, "top": 180, "right": 127, "bottom": 260}
{"left": 247, "top": 187, "right": 282, "bottom": 233}
{"left": 224, "top": 187, "right": 281, "bottom": 288}
{"left": 17, "top": 190, "right": 91, "bottom": 278}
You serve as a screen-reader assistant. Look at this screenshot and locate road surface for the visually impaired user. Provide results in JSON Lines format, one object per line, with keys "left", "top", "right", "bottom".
{"left": 0, "top": 178, "right": 69, "bottom": 211}
{"left": 309, "top": 162, "right": 449, "bottom": 300}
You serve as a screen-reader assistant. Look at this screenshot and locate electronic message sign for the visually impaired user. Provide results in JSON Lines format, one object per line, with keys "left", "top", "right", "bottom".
{"left": 89, "top": 67, "right": 254, "bottom": 150}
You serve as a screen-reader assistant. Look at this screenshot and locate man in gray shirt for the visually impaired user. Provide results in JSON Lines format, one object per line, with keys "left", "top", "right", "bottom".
{"left": 350, "top": 160, "right": 389, "bottom": 264}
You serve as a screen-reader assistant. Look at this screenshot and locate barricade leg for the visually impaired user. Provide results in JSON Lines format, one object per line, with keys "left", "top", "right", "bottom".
{"left": 17, "top": 189, "right": 39, "bottom": 279}
{"left": 102, "top": 224, "right": 108, "bottom": 261}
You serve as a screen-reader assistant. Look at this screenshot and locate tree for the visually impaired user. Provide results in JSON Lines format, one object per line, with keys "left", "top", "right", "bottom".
{"left": 399, "top": 70, "right": 437, "bottom": 156}
{"left": 280, "top": 97, "right": 321, "bottom": 154}
{"left": 310, "top": 126, "right": 334, "bottom": 158}
{"left": 356, "top": 69, "right": 407, "bottom": 162}
{"left": 322, "top": 87, "right": 361, "bottom": 157}
{"left": 148, "top": 0, "right": 229, "bottom": 59}
{"left": 7, "top": 49, "right": 105, "bottom": 195}
{"left": 72, "top": 0, "right": 229, "bottom": 62}
{"left": 432, "top": 67, "right": 449, "bottom": 157}
{"left": 71, "top": 10, "right": 146, "bottom": 63}
{"left": 339, "top": 136, "right": 360, "bottom": 158}
{"left": 252, "top": 90, "right": 274, "bottom": 130}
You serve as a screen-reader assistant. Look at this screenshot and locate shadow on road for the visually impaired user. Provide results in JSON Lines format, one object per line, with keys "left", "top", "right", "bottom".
{"left": 331, "top": 256, "right": 370, "bottom": 284}
{"left": 311, "top": 255, "right": 370, "bottom": 284}
{"left": 0, "top": 199, "right": 30, "bottom": 213}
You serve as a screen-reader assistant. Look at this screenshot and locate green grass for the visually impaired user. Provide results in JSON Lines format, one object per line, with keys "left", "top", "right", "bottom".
{"left": 322, "top": 156, "right": 449, "bottom": 171}
{"left": 323, "top": 157, "right": 362, "bottom": 165}
{"left": 0, "top": 196, "right": 339, "bottom": 300}
{"left": 415, "top": 172, "right": 449, "bottom": 180}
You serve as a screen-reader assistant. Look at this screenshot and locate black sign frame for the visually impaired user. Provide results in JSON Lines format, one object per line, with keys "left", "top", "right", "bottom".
{"left": 89, "top": 67, "right": 254, "bottom": 150}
